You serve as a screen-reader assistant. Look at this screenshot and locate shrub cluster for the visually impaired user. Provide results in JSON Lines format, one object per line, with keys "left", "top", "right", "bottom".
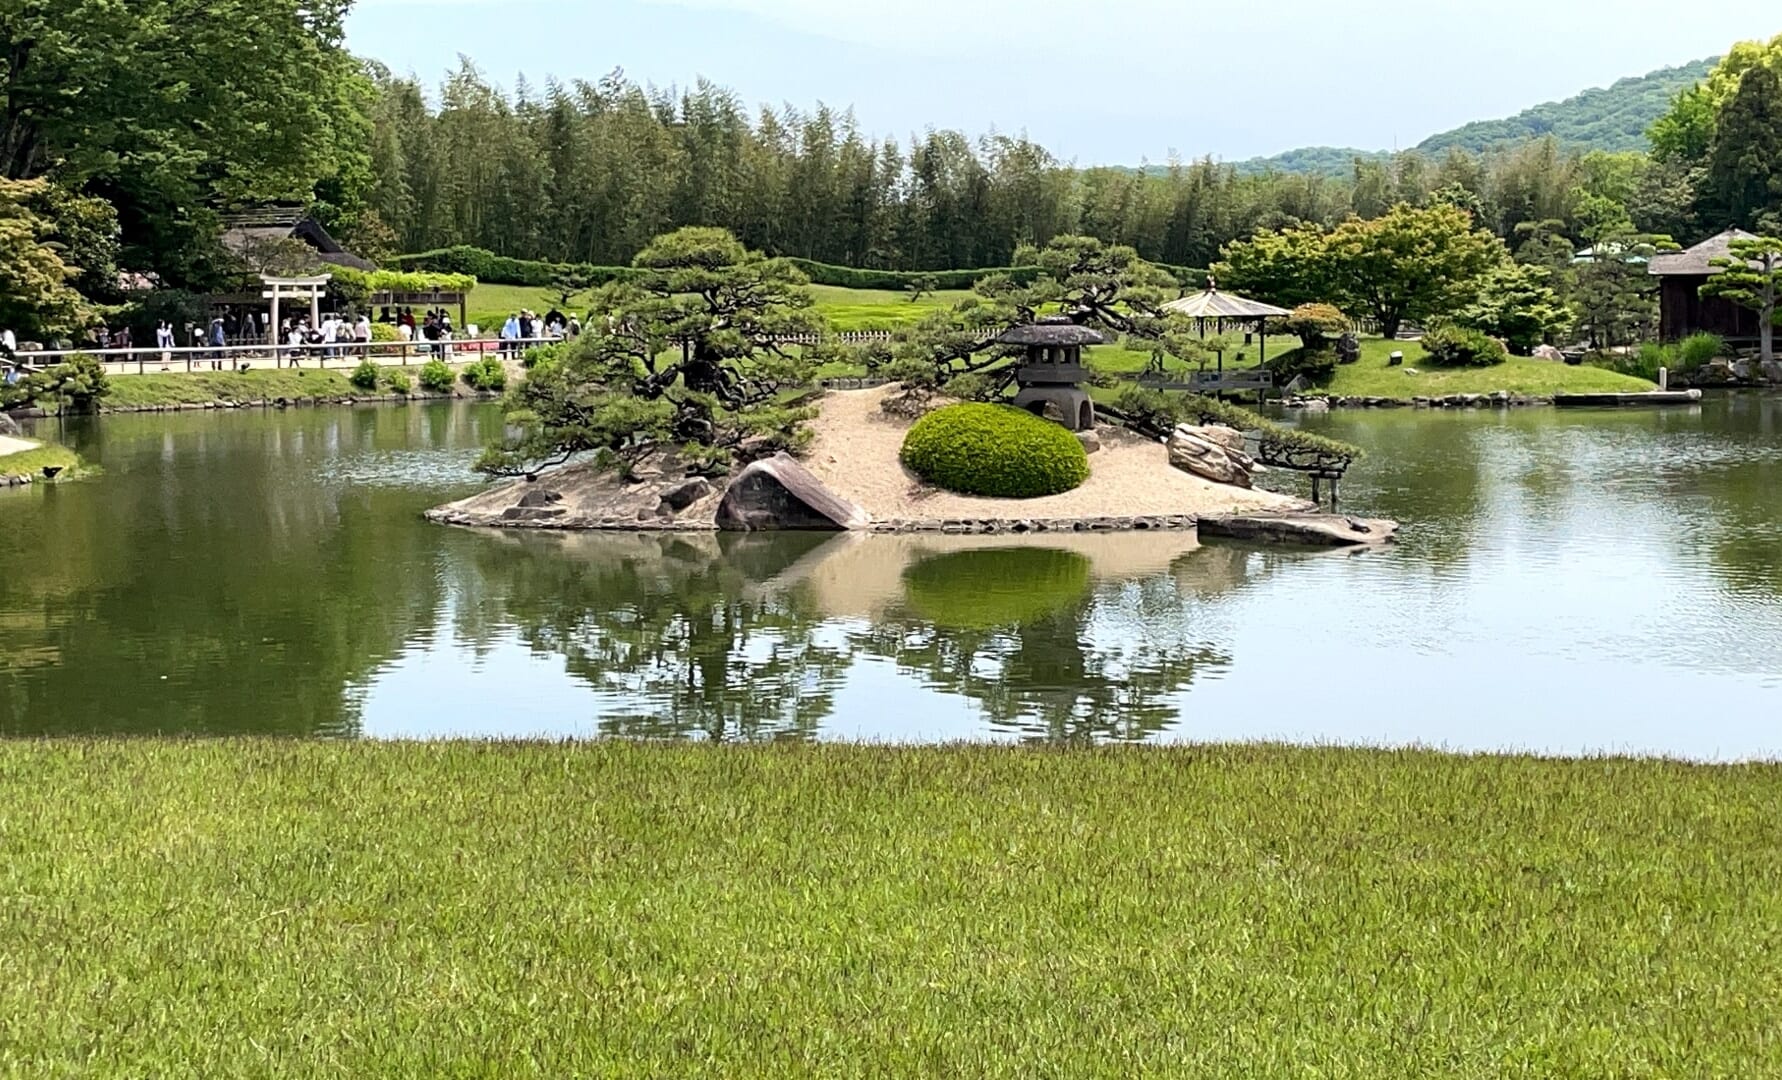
{"left": 1421, "top": 325, "right": 1509, "bottom": 368}
{"left": 900, "top": 403, "right": 1089, "bottom": 499}
{"left": 417, "top": 359, "right": 455, "bottom": 393}
{"left": 460, "top": 357, "right": 508, "bottom": 393}
{"left": 349, "top": 359, "right": 381, "bottom": 391}
{"left": 382, "top": 368, "right": 412, "bottom": 395}
{"left": 1678, "top": 332, "right": 1725, "bottom": 372}
{"left": 1268, "top": 346, "right": 1338, "bottom": 383}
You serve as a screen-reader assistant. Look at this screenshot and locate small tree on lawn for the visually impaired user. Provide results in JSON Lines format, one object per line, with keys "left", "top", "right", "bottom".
{"left": 1702, "top": 235, "right": 1782, "bottom": 366}
{"left": 477, "top": 228, "right": 822, "bottom": 478}
{"left": 1452, "top": 262, "right": 1571, "bottom": 354}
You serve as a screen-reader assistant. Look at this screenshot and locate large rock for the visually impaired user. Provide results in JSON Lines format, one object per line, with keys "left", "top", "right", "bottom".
{"left": 1532, "top": 345, "right": 1565, "bottom": 362}
{"left": 1168, "top": 425, "right": 1255, "bottom": 489}
{"left": 0, "top": 413, "right": 19, "bottom": 437}
{"left": 716, "top": 453, "right": 868, "bottom": 532}
{"left": 1199, "top": 512, "right": 1399, "bottom": 547}
{"left": 660, "top": 477, "right": 714, "bottom": 512}
{"left": 1761, "top": 360, "right": 1782, "bottom": 385}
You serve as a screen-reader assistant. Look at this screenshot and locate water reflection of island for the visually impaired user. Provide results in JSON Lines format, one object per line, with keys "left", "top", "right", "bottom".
{"left": 471, "top": 530, "right": 1307, "bottom": 744}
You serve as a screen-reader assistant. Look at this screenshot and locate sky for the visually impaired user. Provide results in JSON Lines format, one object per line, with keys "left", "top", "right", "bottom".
{"left": 347, "top": 0, "right": 1780, "bottom": 164}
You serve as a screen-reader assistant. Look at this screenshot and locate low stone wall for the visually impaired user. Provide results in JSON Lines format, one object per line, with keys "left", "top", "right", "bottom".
{"left": 424, "top": 505, "right": 718, "bottom": 531}
{"left": 1283, "top": 393, "right": 1551, "bottom": 410}
{"left": 868, "top": 515, "right": 1198, "bottom": 535}
{"left": 97, "top": 390, "right": 497, "bottom": 414}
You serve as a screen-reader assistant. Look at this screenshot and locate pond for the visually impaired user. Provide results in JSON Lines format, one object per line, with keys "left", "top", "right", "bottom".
{"left": 3, "top": 398, "right": 1781, "bottom": 758}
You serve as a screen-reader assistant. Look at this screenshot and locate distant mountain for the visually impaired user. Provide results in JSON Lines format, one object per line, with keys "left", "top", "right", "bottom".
{"left": 1222, "top": 57, "right": 1717, "bottom": 177}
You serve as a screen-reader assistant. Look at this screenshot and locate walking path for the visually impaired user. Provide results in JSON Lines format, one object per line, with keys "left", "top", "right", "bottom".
{"left": 0, "top": 435, "right": 40, "bottom": 456}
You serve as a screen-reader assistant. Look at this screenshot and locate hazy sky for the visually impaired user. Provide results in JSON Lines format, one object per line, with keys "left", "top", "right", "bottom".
{"left": 347, "top": 0, "right": 1778, "bottom": 163}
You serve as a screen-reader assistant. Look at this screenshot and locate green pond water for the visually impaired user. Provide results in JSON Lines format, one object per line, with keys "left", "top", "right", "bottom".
{"left": 3, "top": 398, "right": 1781, "bottom": 757}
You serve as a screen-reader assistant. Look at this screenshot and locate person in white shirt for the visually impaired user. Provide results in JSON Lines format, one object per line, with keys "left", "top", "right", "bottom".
{"left": 320, "top": 315, "right": 338, "bottom": 361}
{"left": 397, "top": 322, "right": 413, "bottom": 342}
{"left": 0, "top": 327, "right": 16, "bottom": 356}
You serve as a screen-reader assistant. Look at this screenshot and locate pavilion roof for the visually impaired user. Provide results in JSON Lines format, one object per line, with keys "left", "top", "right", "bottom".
{"left": 1163, "top": 289, "right": 1292, "bottom": 321}
{"left": 1648, "top": 228, "right": 1760, "bottom": 277}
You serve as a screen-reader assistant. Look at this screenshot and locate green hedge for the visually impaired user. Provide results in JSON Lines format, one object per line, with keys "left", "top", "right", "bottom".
{"left": 785, "top": 260, "right": 1042, "bottom": 291}
{"left": 900, "top": 403, "right": 1089, "bottom": 499}
{"left": 396, "top": 245, "right": 1202, "bottom": 295}
{"left": 396, "top": 247, "right": 641, "bottom": 288}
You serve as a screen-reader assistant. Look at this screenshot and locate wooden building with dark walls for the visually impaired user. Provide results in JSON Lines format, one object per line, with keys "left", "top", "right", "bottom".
{"left": 1649, "top": 229, "right": 1762, "bottom": 341}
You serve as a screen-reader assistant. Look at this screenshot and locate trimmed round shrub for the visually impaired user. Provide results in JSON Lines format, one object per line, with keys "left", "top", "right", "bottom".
{"left": 417, "top": 359, "right": 455, "bottom": 393}
{"left": 900, "top": 403, "right": 1089, "bottom": 499}
{"left": 349, "top": 359, "right": 381, "bottom": 391}
{"left": 382, "top": 368, "right": 412, "bottom": 395}
{"left": 1421, "top": 325, "right": 1509, "bottom": 368}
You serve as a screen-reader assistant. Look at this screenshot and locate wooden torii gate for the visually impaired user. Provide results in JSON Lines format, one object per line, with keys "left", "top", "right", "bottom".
{"left": 262, "top": 274, "right": 332, "bottom": 336}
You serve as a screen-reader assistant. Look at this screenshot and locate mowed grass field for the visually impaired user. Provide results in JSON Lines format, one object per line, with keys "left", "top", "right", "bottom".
{"left": 1322, "top": 340, "right": 1656, "bottom": 398}
{"left": 100, "top": 369, "right": 356, "bottom": 408}
{"left": 1, "top": 741, "right": 1778, "bottom": 1077}
{"left": 460, "top": 282, "right": 972, "bottom": 334}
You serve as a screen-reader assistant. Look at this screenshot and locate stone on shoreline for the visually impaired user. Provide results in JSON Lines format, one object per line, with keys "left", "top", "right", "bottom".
{"left": 1167, "top": 425, "right": 1255, "bottom": 489}
{"left": 1199, "top": 512, "right": 1398, "bottom": 547}
{"left": 716, "top": 453, "right": 868, "bottom": 532}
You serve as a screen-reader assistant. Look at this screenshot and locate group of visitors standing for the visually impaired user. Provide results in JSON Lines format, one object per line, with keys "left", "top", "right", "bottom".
{"left": 498, "top": 309, "right": 578, "bottom": 356}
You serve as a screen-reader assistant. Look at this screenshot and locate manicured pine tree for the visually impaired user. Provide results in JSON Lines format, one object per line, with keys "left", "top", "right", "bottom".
{"left": 1702, "top": 235, "right": 1782, "bottom": 367}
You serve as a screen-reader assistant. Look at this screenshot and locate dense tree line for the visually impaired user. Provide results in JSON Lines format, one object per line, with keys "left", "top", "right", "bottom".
{"left": 3, "top": 3, "right": 1780, "bottom": 350}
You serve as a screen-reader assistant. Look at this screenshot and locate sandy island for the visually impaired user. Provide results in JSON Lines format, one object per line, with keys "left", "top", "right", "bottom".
{"left": 429, "top": 385, "right": 1303, "bottom": 530}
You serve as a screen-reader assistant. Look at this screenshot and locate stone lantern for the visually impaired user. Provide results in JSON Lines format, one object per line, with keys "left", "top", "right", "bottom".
{"left": 998, "top": 317, "right": 1106, "bottom": 432}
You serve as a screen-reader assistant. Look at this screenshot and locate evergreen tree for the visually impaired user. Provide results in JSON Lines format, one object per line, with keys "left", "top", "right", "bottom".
{"left": 1702, "top": 65, "right": 1782, "bottom": 230}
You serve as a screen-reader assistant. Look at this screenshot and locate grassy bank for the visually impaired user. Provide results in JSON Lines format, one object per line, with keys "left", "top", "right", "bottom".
{"left": 1322, "top": 341, "right": 1656, "bottom": 398}
{"left": 102, "top": 369, "right": 357, "bottom": 409}
{"left": 1, "top": 742, "right": 1776, "bottom": 1077}
{"left": 0, "top": 442, "right": 84, "bottom": 480}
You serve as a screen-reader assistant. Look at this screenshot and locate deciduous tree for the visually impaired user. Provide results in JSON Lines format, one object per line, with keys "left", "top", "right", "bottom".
{"left": 1320, "top": 204, "right": 1506, "bottom": 340}
{"left": 0, "top": 178, "right": 88, "bottom": 340}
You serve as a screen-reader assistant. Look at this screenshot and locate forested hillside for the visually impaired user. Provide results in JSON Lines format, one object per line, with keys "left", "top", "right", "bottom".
{"left": 1233, "top": 58, "right": 1718, "bottom": 176}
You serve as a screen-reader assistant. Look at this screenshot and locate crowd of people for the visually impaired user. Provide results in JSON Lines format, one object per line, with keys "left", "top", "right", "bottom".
{"left": 8, "top": 300, "right": 587, "bottom": 373}
{"left": 498, "top": 309, "right": 578, "bottom": 356}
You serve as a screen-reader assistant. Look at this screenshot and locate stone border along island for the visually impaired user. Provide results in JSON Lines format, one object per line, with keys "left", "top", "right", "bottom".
{"left": 427, "top": 386, "right": 1399, "bottom": 548}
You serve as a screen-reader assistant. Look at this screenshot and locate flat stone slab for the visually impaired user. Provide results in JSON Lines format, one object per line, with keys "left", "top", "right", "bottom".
{"left": 1552, "top": 391, "right": 1702, "bottom": 408}
{"left": 1198, "top": 512, "right": 1398, "bottom": 547}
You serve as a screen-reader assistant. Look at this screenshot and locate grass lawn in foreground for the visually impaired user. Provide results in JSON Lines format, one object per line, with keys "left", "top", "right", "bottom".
{"left": 2, "top": 742, "right": 1776, "bottom": 1077}
{"left": 101, "top": 370, "right": 357, "bottom": 408}
{"left": 1323, "top": 340, "right": 1657, "bottom": 398}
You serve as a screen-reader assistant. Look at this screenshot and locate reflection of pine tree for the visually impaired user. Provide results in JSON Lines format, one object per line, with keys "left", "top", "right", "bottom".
{"left": 847, "top": 547, "right": 1253, "bottom": 744}
{"left": 469, "top": 533, "right": 851, "bottom": 741}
